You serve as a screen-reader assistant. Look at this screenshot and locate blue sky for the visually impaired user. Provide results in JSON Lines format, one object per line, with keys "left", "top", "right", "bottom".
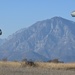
{"left": 0, "top": 0, "right": 75, "bottom": 38}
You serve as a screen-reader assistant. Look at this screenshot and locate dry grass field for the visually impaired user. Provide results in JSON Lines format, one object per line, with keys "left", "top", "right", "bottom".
{"left": 0, "top": 61, "right": 75, "bottom": 75}
{"left": 36, "top": 62, "right": 75, "bottom": 70}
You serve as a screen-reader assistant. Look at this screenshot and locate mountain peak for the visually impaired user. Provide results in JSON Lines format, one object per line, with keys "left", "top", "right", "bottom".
{"left": 51, "top": 16, "right": 62, "bottom": 19}
{"left": 51, "top": 16, "right": 66, "bottom": 21}
{"left": 51, "top": 16, "right": 73, "bottom": 23}
{"left": 0, "top": 17, "right": 75, "bottom": 62}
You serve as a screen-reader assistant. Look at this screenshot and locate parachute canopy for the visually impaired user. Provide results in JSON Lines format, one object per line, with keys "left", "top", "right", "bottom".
{"left": 71, "top": 11, "right": 75, "bottom": 17}
{"left": 0, "top": 29, "right": 2, "bottom": 35}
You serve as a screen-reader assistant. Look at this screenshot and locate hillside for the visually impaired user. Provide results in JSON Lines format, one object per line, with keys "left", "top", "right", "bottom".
{"left": 0, "top": 16, "right": 75, "bottom": 62}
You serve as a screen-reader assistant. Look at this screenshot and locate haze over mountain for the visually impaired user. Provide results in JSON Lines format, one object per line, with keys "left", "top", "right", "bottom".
{"left": 0, "top": 16, "right": 75, "bottom": 62}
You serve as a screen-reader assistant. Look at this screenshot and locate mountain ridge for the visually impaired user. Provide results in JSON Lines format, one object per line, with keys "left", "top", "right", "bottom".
{"left": 0, "top": 16, "right": 75, "bottom": 62}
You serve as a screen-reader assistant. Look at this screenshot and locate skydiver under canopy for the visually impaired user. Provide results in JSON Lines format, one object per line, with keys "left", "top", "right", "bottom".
{"left": 0, "top": 29, "right": 2, "bottom": 35}
{"left": 71, "top": 11, "right": 75, "bottom": 17}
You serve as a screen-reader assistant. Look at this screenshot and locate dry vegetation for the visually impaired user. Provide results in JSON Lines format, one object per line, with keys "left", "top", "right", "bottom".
{"left": 0, "top": 61, "right": 75, "bottom": 75}
{"left": 36, "top": 62, "right": 75, "bottom": 70}
{"left": 0, "top": 61, "right": 21, "bottom": 67}
{"left": 0, "top": 61, "right": 75, "bottom": 70}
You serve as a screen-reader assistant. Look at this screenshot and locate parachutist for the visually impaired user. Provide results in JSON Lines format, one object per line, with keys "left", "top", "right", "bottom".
{"left": 0, "top": 29, "right": 2, "bottom": 35}
{"left": 71, "top": 11, "right": 75, "bottom": 17}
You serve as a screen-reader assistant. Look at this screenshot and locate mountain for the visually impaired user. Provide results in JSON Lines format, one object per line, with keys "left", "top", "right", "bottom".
{"left": 0, "top": 16, "right": 75, "bottom": 62}
{"left": 0, "top": 39, "right": 6, "bottom": 46}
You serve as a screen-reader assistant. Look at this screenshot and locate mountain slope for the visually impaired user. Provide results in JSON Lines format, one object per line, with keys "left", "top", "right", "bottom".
{"left": 0, "top": 39, "right": 7, "bottom": 46}
{"left": 0, "top": 16, "right": 75, "bottom": 62}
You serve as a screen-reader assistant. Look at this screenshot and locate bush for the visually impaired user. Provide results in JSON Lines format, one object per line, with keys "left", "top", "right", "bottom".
{"left": 48, "top": 59, "right": 64, "bottom": 63}
{"left": 21, "top": 59, "right": 36, "bottom": 67}
{"left": 2, "top": 58, "right": 8, "bottom": 62}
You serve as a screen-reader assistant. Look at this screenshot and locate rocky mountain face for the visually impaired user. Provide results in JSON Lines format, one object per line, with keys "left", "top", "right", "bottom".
{"left": 0, "top": 16, "right": 75, "bottom": 62}
{"left": 0, "top": 39, "right": 6, "bottom": 46}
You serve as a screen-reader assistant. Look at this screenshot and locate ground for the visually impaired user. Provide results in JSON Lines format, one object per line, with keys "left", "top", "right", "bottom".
{"left": 0, "top": 61, "right": 75, "bottom": 75}
{"left": 0, "top": 67, "right": 75, "bottom": 75}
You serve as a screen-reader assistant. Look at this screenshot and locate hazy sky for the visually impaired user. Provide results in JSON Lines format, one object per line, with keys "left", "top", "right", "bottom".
{"left": 0, "top": 0, "right": 75, "bottom": 38}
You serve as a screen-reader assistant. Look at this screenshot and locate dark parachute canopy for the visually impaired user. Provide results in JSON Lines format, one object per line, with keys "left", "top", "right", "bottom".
{"left": 0, "top": 29, "right": 2, "bottom": 35}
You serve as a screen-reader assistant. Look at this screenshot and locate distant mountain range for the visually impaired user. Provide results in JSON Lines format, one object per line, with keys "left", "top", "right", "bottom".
{"left": 0, "top": 16, "right": 75, "bottom": 62}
